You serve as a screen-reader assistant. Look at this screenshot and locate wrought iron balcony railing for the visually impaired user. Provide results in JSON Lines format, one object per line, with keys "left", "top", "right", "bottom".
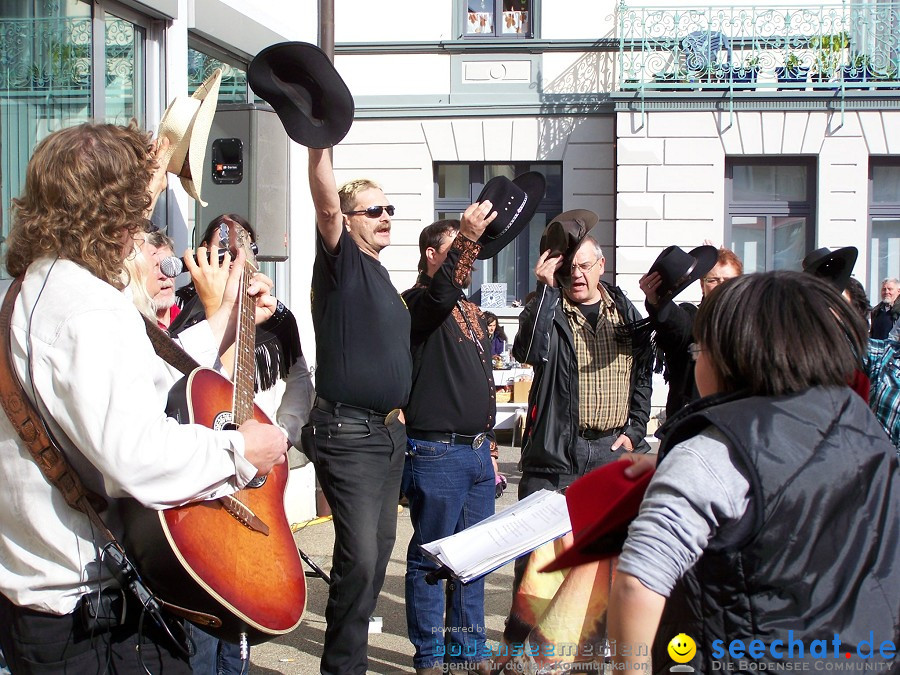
{"left": 618, "top": 2, "right": 900, "bottom": 92}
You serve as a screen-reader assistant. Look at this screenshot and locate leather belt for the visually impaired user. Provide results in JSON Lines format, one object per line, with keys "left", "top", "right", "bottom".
{"left": 315, "top": 397, "right": 401, "bottom": 425}
{"left": 579, "top": 427, "right": 621, "bottom": 440}
{"left": 407, "top": 429, "right": 488, "bottom": 450}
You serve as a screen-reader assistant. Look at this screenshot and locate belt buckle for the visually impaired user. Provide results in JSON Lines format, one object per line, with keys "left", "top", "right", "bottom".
{"left": 384, "top": 409, "right": 402, "bottom": 426}
{"left": 471, "top": 432, "right": 487, "bottom": 449}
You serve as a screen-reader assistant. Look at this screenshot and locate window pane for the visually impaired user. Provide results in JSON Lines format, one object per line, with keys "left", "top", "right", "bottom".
{"left": 526, "top": 212, "right": 550, "bottom": 297}
{"left": 436, "top": 165, "right": 470, "bottom": 200}
{"left": 485, "top": 164, "right": 515, "bottom": 181}
{"left": 1, "top": 11, "right": 94, "bottom": 270}
{"left": 871, "top": 218, "right": 900, "bottom": 301}
{"left": 105, "top": 16, "right": 143, "bottom": 125}
{"left": 873, "top": 165, "right": 900, "bottom": 203}
{"left": 732, "top": 165, "right": 807, "bottom": 202}
{"left": 501, "top": 0, "right": 529, "bottom": 34}
{"left": 188, "top": 48, "right": 247, "bottom": 104}
{"left": 731, "top": 216, "right": 766, "bottom": 273}
{"left": 467, "top": 2, "right": 494, "bottom": 34}
{"left": 772, "top": 217, "right": 806, "bottom": 271}
{"left": 531, "top": 163, "right": 561, "bottom": 201}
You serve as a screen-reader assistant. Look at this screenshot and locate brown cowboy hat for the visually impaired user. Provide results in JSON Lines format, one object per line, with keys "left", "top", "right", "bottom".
{"left": 538, "top": 209, "right": 600, "bottom": 286}
{"left": 157, "top": 68, "right": 222, "bottom": 207}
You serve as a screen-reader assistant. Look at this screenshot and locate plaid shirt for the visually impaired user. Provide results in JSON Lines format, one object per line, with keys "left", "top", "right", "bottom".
{"left": 562, "top": 286, "right": 632, "bottom": 432}
{"left": 866, "top": 338, "right": 900, "bottom": 456}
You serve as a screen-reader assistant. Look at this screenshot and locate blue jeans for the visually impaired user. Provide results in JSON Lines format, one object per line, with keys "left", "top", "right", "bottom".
{"left": 402, "top": 436, "right": 495, "bottom": 669}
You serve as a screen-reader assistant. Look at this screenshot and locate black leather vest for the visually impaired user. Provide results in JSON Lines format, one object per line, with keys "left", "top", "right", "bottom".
{"left": 650, "top": 387, "right": 899, "bottom": 674}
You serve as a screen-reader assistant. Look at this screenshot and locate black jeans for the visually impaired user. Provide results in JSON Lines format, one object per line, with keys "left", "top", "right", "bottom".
{"left": 0, "top": 591, "right": 191, "bottom": 674}
{"left": 304, "top": 406, "right": 406, "bottom": 675}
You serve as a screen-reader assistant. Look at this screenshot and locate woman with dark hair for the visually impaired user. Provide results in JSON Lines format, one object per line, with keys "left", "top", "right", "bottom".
{"left": 607, "top": 271, "right": 899, "bottom": 674}
{"left": 482, "top": 311, "right": 508, "bottom": 357}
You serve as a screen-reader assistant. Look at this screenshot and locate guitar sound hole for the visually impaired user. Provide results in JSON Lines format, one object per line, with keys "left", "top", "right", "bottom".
{"left": 246, "top": 476, "right": 267, "bottom": 489}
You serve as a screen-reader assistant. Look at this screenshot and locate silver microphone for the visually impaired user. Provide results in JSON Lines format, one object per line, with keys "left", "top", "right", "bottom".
{"left": 159, "top": 250, "right": 230, "bottom": 278}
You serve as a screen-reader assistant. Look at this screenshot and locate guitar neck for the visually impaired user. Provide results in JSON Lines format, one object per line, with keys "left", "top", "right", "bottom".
{"left": 232, "top": 264, "right": 257, "bottom": 425}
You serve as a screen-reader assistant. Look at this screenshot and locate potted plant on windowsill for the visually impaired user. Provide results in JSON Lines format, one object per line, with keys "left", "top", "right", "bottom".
{"left": 811, "top": 32, "right": 849, "bottom": 86}
{"left": 842, "top": 54, "right": 873, "bottom": 88}
{"left": 776, "top": 52, "right": 810, "bottom": 89}
{"left": 729, "top": 56, "right": 760, "bottom": 90}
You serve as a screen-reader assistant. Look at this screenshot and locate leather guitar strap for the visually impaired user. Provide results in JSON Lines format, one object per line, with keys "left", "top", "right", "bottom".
{"left": 0, "top": 278, "right": 218, "bottom": 629}
{"left": 141, "top": 315, "right": 200, "bottom": 375}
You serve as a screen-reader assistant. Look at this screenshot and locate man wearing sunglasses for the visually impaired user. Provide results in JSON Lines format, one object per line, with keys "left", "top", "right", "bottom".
{"left": 302, "top": 147, "right": 412, "bottom": 675}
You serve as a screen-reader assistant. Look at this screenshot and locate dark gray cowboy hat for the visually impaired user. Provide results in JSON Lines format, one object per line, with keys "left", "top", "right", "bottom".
{"left": 538, "top": 209, "right": 600, "bottom": 287}
{"left": 248, "top": 42, "right": 355, "bottom": 149}
{"left": 647, "top": 245, "right": 719, "bottom": 303}
{"left": 802, "top": 246, "right": 858, "bottom": 291}
{"left": 474, "top": 172, "right": 546, "bottom": 260}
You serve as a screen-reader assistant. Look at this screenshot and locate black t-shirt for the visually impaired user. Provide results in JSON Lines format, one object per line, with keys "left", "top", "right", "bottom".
{"left": 577, "top": 299, "right": 602, "bottom": 330}
{"left": 311, "top": 228, "right": 411, "bottom": 412}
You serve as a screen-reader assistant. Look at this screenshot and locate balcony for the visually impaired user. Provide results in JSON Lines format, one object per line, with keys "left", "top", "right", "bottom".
{"left": 617, "top": 2, "right": 900, "bottom": 94}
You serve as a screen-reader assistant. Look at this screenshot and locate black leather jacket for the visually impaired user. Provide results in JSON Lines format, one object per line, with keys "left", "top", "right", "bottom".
{"left": 512, "top": 281, "right": 652, "bottom": 474}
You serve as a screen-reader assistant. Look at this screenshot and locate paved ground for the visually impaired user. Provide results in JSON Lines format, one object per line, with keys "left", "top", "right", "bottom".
{"left": 250, "top": 438, "right": 523, "bottom": 674}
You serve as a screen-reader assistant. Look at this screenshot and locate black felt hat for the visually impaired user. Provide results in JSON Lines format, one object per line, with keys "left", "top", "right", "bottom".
{"left": 647, "top": 245, "right": 719, "bottom": 303}
{"left": 474, "top": 172, "right": 546, "bottom": 260}
{"left": 538, "top": 209, "right": 600, "bottom": 286}
{"left": 248, "top": 42, "right": 355, "bottom": 149}
{"left": 802, "top": 246, "right": 858, "bottom": 291}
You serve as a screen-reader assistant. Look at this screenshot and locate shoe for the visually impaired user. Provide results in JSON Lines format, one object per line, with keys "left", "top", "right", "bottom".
{"left": 495, "top": 473, "right": 508, "bottom": 499}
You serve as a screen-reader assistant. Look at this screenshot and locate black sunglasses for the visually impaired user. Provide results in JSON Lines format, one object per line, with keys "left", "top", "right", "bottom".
{"left": 343, "top": 205, "right": 395, "bottom": 218}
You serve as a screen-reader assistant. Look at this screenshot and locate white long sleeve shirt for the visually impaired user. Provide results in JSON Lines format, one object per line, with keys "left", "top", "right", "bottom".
{"left": 0, "top": 258, "right": 258, "bottom": 614}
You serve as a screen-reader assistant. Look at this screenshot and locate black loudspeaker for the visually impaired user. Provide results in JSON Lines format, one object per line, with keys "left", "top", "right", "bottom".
{"left": 198, "top": 104, "right": 290, "bottom": 261}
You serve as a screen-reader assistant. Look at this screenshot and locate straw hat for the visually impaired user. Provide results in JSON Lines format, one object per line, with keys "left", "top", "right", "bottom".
{"left": 157, "top": 68, "right": 222, "bottom": 206}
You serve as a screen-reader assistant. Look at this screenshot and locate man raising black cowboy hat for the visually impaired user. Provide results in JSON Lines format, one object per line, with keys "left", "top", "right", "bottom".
{"left": 640, "top": 244, "right": 742, "bottom": 418}
{"left": 251, "top": 42, "right": 402, "bottom": 675}
{"left": 400, "top": 171, "right": 544, "bottom": 674}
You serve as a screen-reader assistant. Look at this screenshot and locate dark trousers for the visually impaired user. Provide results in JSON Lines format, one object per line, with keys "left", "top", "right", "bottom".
{"left": 0, "top": 591, "right": 191, "bottom": 674}
{"left": 304, "top": 406, "right": 406, "bottom": 675}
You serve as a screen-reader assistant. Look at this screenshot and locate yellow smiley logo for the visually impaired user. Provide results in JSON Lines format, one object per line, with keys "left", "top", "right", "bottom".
{"left": 667, "top": 633, "right": 697, "bottom": 664}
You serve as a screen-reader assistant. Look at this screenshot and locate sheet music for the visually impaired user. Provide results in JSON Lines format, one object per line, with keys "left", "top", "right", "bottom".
{"left": 422, "top": 489, "right": 571, "bottom": 583}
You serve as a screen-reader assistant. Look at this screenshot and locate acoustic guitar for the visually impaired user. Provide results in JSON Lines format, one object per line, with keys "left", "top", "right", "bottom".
{"left": 122, "top": 220, "right": 305, "bottom": 644}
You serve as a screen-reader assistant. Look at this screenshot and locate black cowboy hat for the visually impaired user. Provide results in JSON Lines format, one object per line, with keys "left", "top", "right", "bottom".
{"left": 647, "top": 245, "right": 719, "bottom": 303}
{"left": 802, "top": 246, "right": 858, "bottom": 291}
{"left": 248, "top": 42, "right": 355, "bottom": 149}
{"left": 474, "top": 172, "right": 546, "bottom": 260}
{"left": 538, "top": 209, "right": 600, "bottom": 286}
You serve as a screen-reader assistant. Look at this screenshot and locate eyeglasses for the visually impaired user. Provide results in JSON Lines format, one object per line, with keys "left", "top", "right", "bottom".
{"left": 343, "top": 205, "right": 395, "bottom": 218}
{"left": 688, "top": 343, "right": 703, "bottom": 362}
{"left": 571, "top": 259, "right": 601, "bottom": 276}
{"left": 702, "top": 276, "right": 733, "bottom": 286}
